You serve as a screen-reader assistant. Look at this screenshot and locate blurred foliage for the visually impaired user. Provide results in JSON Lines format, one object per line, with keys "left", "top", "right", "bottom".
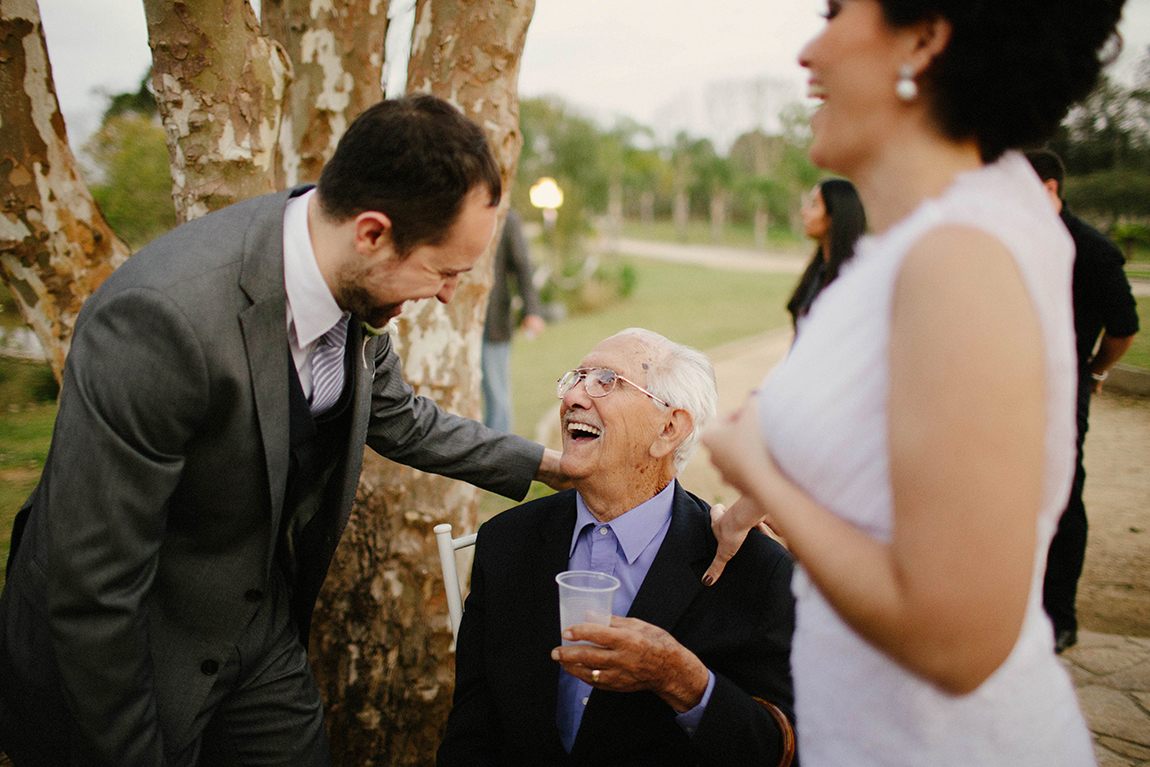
{"left": 0, "top": 358, "right": 59, "bottom": 407}
{"left": 1065, "top": 171, "right": 1150, "bottom": 221}
{"left": 1110, "top": 222, "right": 1150, "bottom": 259}
{"left": 84, "top": 113, "right": 176, "bottom": 249}
{"left": 103, "top": 69, "right": 158, "bottom": 121}
{"left": 1045, "top": 48, "right": 1150, "bottom": 241}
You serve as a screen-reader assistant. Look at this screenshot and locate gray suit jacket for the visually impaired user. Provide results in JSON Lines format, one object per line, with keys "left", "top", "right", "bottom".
{"left": 0, "top": 186, "right": 543, "bottom": 764}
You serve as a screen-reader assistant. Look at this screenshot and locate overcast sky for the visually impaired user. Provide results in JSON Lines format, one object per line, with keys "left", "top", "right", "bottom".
{"left": 37, "top": 0, "right": 1150, "bottom": 151}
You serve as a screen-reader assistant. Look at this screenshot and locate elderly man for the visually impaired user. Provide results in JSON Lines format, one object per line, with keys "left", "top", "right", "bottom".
{"left": 438, "top": 328, "right": 796, "bottom": 767}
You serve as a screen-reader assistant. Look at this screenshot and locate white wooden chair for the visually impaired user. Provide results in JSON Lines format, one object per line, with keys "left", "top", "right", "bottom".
{"left": 434, "top": 523, "right": 477, "bottom": 644}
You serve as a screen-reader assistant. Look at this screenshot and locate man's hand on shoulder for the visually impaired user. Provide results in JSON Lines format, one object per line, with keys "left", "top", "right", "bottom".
{"left": 551, "top": 617, "right": 710, "bottom": 713}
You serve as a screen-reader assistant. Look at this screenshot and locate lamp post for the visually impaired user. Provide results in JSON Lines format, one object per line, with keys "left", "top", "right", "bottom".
{"left": 529, "top": 177, "right": 564, "bottom": 272}
{"left": 529, "top": 176, "right": 564, "bottom": 230}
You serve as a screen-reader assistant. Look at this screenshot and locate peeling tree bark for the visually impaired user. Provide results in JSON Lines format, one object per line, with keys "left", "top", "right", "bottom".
{"left": 261, "top": 0, "right": 389, "bottom": 187}
{"left": 0, "top": 0, "right": 130, "bottom": 380}
{"left": 309, "top": 1, "right": 535, "bottom": 764}
{"left": 142, "top": 0, "right": 292, "bottom": 223}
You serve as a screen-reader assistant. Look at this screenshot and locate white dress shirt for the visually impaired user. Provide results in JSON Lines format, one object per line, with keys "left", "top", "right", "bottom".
{"left": 282, "top": 188, "right": 349, "bottom": 399}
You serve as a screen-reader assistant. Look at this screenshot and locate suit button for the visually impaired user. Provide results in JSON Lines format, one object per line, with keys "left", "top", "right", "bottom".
{"left": 244, "top": 588, "right": 264, "bottom": 603}
{"left": 201, "top": 659, "right": 219, "bottom": 676}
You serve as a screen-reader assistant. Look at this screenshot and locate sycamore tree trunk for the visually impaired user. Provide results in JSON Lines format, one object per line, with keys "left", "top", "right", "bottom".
{"left": 0, "top": 0, "right": 131, "bottom": 380}
{"left": 308, "top": 1, "right": 535, "bottom": 764}
{"left": 261, "top": 0, "right": 388, "bottom": 186}
{"left": 142, "top": 0, "right": 292, "bottom": 223}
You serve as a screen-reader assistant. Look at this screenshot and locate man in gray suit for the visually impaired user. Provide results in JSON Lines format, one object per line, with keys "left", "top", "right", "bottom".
{"left": 0, "top": 95, "right": 565, "bottom": 767}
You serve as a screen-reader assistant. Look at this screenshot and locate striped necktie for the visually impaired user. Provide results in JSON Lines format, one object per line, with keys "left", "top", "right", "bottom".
{"left": 309, "top": 315, "right": 349, "bottom": 415}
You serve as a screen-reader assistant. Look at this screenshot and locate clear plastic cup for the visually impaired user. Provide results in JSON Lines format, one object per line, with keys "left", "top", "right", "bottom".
{"left": 555, "top": 570, "right": 620, "bottom": 646}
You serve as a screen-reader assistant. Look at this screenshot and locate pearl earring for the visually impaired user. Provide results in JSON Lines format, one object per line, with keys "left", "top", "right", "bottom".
{"left": 896, "top": 65, "right": 918, "bottom": 102}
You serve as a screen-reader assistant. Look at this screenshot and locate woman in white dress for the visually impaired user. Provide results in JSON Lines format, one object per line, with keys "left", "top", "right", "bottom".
{"left": 701, "top": 1, "right": 1125, "bottom": 764}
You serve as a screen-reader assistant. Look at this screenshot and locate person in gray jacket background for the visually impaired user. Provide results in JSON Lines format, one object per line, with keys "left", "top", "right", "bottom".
{"left": 482, "top": 208, "right": 546, "bottom": 433}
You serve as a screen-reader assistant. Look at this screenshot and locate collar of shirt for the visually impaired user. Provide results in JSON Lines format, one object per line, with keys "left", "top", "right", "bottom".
{"left": 569, "top": 480, "right": 677, "bottom": 564}
{"left": 283, "top": 188, "right": 346, "bottom": 349}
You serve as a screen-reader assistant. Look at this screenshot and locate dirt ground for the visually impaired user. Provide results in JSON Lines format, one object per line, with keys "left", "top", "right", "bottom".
{"left": 1076, "top": 389, "right": 1150, "bottom": 637}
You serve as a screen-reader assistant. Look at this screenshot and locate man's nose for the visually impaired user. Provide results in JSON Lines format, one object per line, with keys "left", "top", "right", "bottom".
{"left": 436, "top": 276, "right": 460, "bottom": 304}
{"left": 562, "top": 378, "right": 593, "bottom": 408}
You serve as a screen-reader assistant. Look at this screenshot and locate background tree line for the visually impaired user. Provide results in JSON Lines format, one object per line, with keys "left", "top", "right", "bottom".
{"left": 90, "top": 48, "right": 1150, "bottom": 268}
{"left": 1050, "top": 46, "right": 1150, "bottom": 256}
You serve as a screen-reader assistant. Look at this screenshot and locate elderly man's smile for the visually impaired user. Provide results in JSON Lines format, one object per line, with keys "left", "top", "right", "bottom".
{"left": 564, "top": 416, "right": 602, "bottom": 443}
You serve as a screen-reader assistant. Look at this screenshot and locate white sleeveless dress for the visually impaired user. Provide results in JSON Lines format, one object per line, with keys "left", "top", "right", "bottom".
{"left": 758, "top": 152, "right": 1094, "bottom": 766}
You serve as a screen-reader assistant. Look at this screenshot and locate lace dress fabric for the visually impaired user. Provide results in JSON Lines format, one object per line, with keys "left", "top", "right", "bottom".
{"left": 758, "top": 152, "right": 1093, "bottom": 766}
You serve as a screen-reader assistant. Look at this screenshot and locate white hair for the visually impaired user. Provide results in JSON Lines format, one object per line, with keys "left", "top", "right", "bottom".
{"left": 613, "top": 328, "right": 718, "bottom": 474}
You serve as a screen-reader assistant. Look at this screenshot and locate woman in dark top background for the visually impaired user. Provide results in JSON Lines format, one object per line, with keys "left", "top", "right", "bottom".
{"left": 786, "top": 178, "right": 866, "bottom": 330}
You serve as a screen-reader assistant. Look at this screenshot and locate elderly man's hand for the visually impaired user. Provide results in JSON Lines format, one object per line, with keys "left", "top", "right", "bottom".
{"left": 551, "top": 617, "right": 710, "bottom": 713}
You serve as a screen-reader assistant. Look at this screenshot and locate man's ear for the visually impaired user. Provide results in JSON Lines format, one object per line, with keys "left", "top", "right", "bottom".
{"left": 354, "top": 211, "right": 394, "bottom": 256}
{"left": 1042, "top": 179, "right": 1064, "bottom": 212}
{"left": 650, "top": 408, "right": 694, "bottom": 461}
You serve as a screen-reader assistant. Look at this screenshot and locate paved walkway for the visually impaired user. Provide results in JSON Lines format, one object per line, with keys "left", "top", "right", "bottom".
{"left": 606, "top": 237, "right": 808, "bottom": 274}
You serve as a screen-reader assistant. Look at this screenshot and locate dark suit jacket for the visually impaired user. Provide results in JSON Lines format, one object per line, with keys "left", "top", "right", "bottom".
{"left": 0, "top": 187, "right": 544, "bottom": 765}
{"left": 437, "top": 484, "right": 796, "bottom": 767}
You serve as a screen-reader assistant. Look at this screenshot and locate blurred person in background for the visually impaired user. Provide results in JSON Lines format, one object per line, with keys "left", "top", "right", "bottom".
{"left": 1026, "top": 148, "right": 1140, "bottom": 654}
{"left": 482, "top": 208, "right": 546, "bottom": 433}
{"left": 787, "top": 178, "right": 867, "bottom": 332}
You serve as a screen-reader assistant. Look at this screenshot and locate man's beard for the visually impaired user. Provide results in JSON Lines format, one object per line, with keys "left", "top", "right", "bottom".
{"left": 334, "top": 267, "right": 401, "bottom": 328}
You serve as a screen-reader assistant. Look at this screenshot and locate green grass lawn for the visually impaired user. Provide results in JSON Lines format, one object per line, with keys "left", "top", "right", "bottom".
{"left": 1123, "top": 295, "right": 1150, "bottom": 370}
{"left": 0, "top": 404, "right": 56, "bottom": 589}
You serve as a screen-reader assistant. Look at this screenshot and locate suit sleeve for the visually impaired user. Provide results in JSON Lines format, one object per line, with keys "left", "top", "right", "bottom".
{"left": 690, "top": 546, "right": 797, "bottom": 767}
{"left": 436, "top": 532, "right": 503, "bottom": 766}
{"left": 45, "top": 288, "right": 210, "bottom": 766}
{"left": 363, "top": 333, "right": 544, "bottom": 500}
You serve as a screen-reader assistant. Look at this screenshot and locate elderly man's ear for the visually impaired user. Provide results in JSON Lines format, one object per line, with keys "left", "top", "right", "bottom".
{"left": 649, "top": 409, "right": 694, "bottom": 461}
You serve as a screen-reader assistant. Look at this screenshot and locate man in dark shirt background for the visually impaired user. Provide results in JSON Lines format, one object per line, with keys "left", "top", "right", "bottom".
{"left": 1027, "top": 149, "right": 1141, "bottom": 653}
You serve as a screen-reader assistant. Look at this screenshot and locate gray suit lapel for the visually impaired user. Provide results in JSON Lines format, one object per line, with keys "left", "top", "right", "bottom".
{"left": 236, "top": 187, "right": 307, "bottom": 565}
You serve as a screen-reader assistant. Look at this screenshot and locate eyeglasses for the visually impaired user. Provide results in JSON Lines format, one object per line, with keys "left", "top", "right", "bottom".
{"left": 556, "top": 368, "right": 670, "bottom": 408}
